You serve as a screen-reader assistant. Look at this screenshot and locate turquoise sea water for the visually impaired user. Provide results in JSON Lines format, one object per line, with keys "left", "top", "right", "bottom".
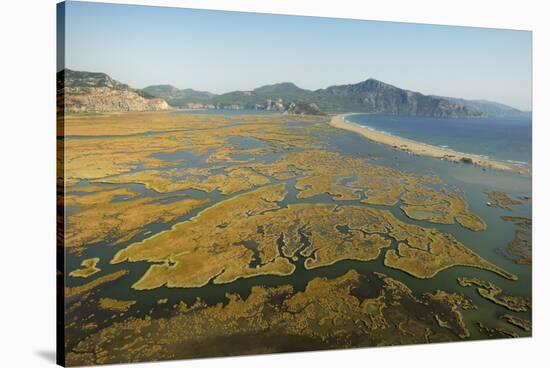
{"left": 346, "top": 114, "right": 532, "bottom": 168}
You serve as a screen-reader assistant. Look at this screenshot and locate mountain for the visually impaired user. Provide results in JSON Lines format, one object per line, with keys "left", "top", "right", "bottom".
{"left": 60, "top": 69, "right": 518, "bottom": 118}
{"left": 142, "top": 85, "right": 216, "bottom": 108}
{"left": 209, "top": 83, "right": 308, "bottom": 112}
{"left": 210, "top": 79, "right": 482, "bottom": 117}
{"left": 253, "top": 82, "right": 313, "bottom": 100}
{"left": 311, "top": 79, "right": 481, "bottom": 117}
{"left": 59, "top": 69, "right": 170, "bottom": 113}
{"left": 432, "top": 96, "right": 530, "bottom": 117}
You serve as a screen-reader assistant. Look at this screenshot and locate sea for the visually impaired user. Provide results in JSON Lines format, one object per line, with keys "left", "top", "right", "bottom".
{"left": 346, "top": 114, "right": 532, "bottom": 169}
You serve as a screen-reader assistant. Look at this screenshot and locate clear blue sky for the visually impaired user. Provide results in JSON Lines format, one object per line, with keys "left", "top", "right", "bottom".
{"left": 61, "top": 1, "right": 532, "bottom": 110}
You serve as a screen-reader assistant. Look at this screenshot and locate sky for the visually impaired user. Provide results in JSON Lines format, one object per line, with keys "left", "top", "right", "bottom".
{"left": 60, "top": 1, "right": 532, "bottom": 110}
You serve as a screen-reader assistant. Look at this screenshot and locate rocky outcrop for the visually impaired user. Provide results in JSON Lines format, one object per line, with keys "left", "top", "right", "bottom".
{"left": 285, "top": 101, "right": 325, "bottom": 115}
{"left": 266, "top": 98, "right": 286, "bottom": 111}
{"left": 59, "top": 69, "right": 170, "bottom": 113}
{"left": 63, "top": 87, "right": 170, "bottom": 113}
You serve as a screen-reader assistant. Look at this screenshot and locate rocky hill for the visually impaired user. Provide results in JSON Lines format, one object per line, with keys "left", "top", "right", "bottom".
{"left": 59, "top": 69, "right": 170, "bottom": 113}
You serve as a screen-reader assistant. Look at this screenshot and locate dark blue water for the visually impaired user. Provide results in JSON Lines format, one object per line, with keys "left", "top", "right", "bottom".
{"left": 346, "top": 114, "right": 532, "bottom": 168}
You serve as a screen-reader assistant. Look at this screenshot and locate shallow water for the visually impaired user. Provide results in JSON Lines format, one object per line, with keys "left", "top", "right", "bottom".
{"left": 171, "top": 108, "right": 277, "bottom": 116}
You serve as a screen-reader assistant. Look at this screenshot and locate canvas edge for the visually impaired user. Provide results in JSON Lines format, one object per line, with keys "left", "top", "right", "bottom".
{"left": 56, "top": 2, "right": 67, "bottom": 367}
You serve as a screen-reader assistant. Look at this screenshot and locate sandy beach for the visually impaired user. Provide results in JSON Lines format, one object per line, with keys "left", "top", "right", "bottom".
{"left": 330, "top": 114, "right": 530, "bottom": 175}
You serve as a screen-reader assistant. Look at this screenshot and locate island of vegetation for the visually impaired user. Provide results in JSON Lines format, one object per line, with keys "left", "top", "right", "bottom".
{"left": 65, "top": 270, "right": 129, "bottom": 299}
{"left": 486, "top": 191, "right": 523, "bottom": 211}
{"left": 98, "top": 298, "right": 137, "bottom": 312}
{"left": 69, "top": 257, "right": 101, "bottom": 278}
{"left": 502, "top": 314, "right": 532, "bottom": 331}
{"left": 477, "top": 322, "right": 519, "bottom": 338}
{"left": 498, "top": 216, "right": 532, "bottom": 265}
{"left": 457, "top": 277, "right": 531, "bottom": 312}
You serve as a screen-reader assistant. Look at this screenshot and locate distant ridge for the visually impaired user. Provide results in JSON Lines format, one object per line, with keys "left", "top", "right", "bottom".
{"left": 430, "top": 96, "right": 530, "bottom": 117}
{"left": 60, "top": 68, "right": 526, "bottom": 117}
{"left": 142, "top": 84, "right": 215, "bottom": 108}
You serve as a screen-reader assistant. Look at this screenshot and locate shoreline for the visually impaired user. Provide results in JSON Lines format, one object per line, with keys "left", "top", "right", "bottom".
{"left": 330, "top": 114, "right": 531, "bottom": 176}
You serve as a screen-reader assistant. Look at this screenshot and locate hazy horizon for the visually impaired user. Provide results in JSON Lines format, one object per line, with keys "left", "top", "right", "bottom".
{"left": 60, "top": 1, "right": 532, "bottom": 110}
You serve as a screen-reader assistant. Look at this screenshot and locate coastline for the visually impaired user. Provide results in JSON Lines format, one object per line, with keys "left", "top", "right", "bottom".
{"left": 330, "top": 114, "right": 531, "bottom": 176}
